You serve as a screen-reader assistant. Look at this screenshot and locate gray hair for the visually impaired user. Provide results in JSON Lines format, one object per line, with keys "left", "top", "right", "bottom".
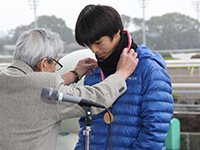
{"left": 13, "top": 28, "right": 64, "bottom": 70}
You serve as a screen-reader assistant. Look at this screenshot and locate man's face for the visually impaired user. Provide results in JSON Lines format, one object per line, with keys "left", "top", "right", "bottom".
{"left": 88, "top": 31, "right": 120, "bottom": 59}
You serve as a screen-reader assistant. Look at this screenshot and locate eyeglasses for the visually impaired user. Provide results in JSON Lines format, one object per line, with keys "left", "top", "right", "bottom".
{"left": 52, "top": 58, "right": 63, "bottom": 70}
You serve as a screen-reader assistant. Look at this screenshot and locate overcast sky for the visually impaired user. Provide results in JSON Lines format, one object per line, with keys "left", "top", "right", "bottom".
{"left": 0, "top": 0, "right": 198, "bottom": 34}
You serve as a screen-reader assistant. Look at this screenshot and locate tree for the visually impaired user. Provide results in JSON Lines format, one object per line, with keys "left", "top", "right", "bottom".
{"left": 5, "top": 13, "right": 200, "bottom": 51}
{"left": 10, "top": 26, "right": 30, "bottom": 44}
{"left": 36, "top": 15, "right": 74, "bottom": 43}
{"left": 121, "top": 14, "right": 131, "bottom": 29}
{"left": 131, "top": 18, "right": 143, "bottom": 45}
{"left": 130, "top": 13, "right": 200, "bottom": 50}
{"left": 10, "top": 15, "right": 74, "bottom": 45}
{"left": 146, "top": 13, "right": 200, "bottom": 50}
{"left": 0, "top": 40, "right": 3, "bottom": 53}
{"left": 0, "top": 36, "right": 12, "bottom": 54}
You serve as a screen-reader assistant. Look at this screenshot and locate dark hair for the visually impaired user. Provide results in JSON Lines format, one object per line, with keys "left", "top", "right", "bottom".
{"left": 75, "top": 4, "right": 124, "bottom": 47}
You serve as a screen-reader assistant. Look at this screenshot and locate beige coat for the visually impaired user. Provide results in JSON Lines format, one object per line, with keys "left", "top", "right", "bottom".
{"left": 0, "top": 60, "right": 126, "bottom": 150}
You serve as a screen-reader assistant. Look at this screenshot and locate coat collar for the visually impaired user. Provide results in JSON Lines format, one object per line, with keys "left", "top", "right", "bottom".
{"left": 8, "top": 60, "right": 34, "bottom": 74}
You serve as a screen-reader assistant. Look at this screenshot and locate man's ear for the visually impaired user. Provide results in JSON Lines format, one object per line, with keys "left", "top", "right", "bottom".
{"left": 36, "top": 58, "right": 48, "bottom": 72}
{"left": 114, "top": 30, "right": 121, "bottom": 38}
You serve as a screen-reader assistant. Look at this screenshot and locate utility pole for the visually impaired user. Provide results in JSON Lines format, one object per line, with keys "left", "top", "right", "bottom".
{"left": 192, "top": 1, "right": 200, "bottom": 31}
{"left": 28, "top": 0, "right": 39, "bottom": 29}
{"left": 138, "top": 0, "right": 149, "bottom": 46}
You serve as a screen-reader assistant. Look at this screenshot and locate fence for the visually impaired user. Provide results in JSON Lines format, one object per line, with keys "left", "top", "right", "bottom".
{"left": 0, "top": 63, "right": 10, "bottom": 70}
{"left": 166, "top": 59, "right": 200, "bottom": 77}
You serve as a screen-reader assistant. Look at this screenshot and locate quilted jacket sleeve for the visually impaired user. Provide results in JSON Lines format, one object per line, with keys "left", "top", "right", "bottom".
{"left": 132, "top": 59, "right": 174, "bottom": 149}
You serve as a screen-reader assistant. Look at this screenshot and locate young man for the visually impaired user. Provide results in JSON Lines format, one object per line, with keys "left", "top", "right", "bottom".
{"left": 74, "top": 4, "right": 174, "bottom": 150}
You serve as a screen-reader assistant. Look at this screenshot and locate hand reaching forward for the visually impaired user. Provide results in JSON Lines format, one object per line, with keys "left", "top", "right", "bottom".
{"left": 62, "top": 57, "right": 97, "bottom": 85}
{"left": 74, "top": 57, "right": 98, "bottom": 80}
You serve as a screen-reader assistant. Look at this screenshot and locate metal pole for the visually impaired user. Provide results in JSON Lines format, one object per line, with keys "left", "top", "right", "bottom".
{"left": 142, "top": 0, "right": 146, "bottom": 46}
{"left": 138, "top": 0, "right": 148, "bottom": 46}
{"left": 80, "top": 106, "right": 92, "bottom": 150}
{"left": 28, "top": 0, "right": 39, "bottom": 29}
{"left": 192, "top": 1, "right": 200, "bottom": 31}
{"left": 34, "top": 0, "right": 37, "bottom": 28}
{"left": 197, "top": 2, "right": 199, "bottom": 31}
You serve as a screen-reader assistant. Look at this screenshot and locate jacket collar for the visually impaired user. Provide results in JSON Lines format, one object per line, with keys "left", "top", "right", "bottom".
{"left": 8, "top": 60, "right": 34, "bottom": 74}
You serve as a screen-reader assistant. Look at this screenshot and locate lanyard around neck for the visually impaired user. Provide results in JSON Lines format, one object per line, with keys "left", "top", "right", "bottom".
{"left": 100, "top": 30, "right": 132, "bottom": 81}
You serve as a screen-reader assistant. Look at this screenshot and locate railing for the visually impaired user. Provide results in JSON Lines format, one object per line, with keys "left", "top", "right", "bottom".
{"left": 166, "top": 59, "right": 200, "bottom": 77}
{"left": 155, "top": 48, "right": 200, "bottom": 53}
{"left": 0, "top": 63, "right": 10, "bottom": 70}
{"left": 172, "top": 83, "right": 200, "bottom": 98}
{"left": 1, "top": 59, "right": 200, "bottom": 68}
{"left": 172, "top": 83, "right": 200, "bottom": 88}
{"left": 174, "top": 104, "right": 200, "bottom": 115}
{"left": 172, "top": 83, "right": 200, "bottom": 114}
{"left": 165, "top": 59, "right": 200, "bottom": 68}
